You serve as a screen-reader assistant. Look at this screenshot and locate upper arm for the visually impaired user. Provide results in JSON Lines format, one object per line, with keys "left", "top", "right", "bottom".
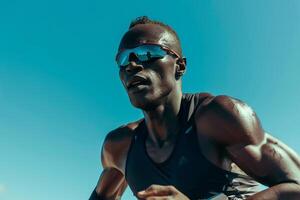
{"left": 195, "top": 95, "right": 300, "bottom": 186}
{"left": 226, "top": 134, "right": 300, "bottom": 186}
{"left": 93, "top": 124, "right": 137, "bottom": 199}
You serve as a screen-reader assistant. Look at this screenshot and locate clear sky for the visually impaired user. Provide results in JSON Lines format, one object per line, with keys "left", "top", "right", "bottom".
{"left": 0, "top": 0, "right": 299, "bottom": 200}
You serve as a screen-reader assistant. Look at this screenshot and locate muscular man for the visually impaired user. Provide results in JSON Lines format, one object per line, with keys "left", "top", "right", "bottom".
{"left": 89, "top": 16, "right": 300, "bottom": 200}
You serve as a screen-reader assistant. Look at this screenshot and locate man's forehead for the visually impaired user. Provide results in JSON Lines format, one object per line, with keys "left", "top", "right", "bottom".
{"left": 118, "top": 24, "right": 176, "bottom": 50}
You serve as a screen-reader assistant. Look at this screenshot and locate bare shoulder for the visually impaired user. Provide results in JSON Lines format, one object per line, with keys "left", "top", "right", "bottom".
{"left": 194, "top": 95, "right": 300, "bottom": 186}
{"left": 194, "top": 95, "right": 264, "bottom": 146}
{"left": 101, "top": 119, "right": 143, "bottom": 174}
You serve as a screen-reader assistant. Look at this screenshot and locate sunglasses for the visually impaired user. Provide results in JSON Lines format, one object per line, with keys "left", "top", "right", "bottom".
{"left": 115, "top": 44, "right": 181, "bottom": 69}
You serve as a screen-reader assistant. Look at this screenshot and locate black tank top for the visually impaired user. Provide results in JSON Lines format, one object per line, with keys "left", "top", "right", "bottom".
{"left": 125, "top": 93, "right": 260, "bottom": 200}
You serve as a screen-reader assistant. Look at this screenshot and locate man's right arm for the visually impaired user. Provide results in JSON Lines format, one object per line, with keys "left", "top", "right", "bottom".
{"left": 89, "top": 123, "right": 139, "bottom": 200}
{"left": 89, "top": 168, "right": 127, "bottom": 200}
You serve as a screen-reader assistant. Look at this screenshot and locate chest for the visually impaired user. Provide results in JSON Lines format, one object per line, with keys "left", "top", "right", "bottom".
{"left": 125, "top": 127, "right": 233, "bottom": 197}
{"left": 145, "top": 127, "right": 231, "bottom": 171}
{"left": 145, "top": 137, "right": 178, "bottom": 164}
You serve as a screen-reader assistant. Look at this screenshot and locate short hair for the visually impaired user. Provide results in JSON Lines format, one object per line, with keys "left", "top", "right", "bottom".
{"left": 129, "top": 16, "right": 181, "bottom": 45}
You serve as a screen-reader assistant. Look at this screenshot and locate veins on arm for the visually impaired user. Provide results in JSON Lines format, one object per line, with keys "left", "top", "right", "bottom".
{"left": 195, "top": 95, "right": 300, "bottom": 187}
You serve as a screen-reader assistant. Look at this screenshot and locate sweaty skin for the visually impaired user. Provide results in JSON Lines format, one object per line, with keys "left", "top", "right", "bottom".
{"left": 90, "top": 24, "right": 300, "bottom": 200}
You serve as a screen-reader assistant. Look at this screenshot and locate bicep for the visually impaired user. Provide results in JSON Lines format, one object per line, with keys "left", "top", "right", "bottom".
{"left": 226, "top": 133, "right": 300, "bottom": 186}
{"left": 89, "top": 122, "right": 140, "bottom": 199}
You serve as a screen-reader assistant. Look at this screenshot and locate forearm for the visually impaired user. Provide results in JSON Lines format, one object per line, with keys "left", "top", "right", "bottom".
{"left": 89, "top": 189, "right": 101, "bottom": 200}
{"left": 89, "top": 188, "right": 123, "bottom": 200}
{"left": 247, "top": 183, "right": 300, "bottom": 200}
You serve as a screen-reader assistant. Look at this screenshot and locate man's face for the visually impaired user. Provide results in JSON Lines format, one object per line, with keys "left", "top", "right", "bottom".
{"left": 117, "top": 24, "right": 182, "bottom": 110}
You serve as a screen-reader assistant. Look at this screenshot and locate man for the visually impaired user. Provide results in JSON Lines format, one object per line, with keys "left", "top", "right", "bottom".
{"left": 89, "top": 16, "right": 300, "bottom": 200}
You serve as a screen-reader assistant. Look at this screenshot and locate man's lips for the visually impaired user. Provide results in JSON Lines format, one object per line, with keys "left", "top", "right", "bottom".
{"left": 126, "top": 75, "right": 150, "bottom": 89}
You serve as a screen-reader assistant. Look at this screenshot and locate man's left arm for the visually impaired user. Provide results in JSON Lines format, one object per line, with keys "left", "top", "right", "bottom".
{"left": 228, "top": 133, "right": 300, "bottom": 200}
{"left": 196, "top": 95, "right": 300, "bottom": 200}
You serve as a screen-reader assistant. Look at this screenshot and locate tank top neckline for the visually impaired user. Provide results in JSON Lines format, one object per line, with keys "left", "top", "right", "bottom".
{"left": 140, "top": 119, "right": 186, "bottom": 167}
{"left": 139, "top": 96, "right": 190, "bottom": 167}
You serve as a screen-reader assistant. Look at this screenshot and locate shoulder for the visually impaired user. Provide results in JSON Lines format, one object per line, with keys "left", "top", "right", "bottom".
{"left": 183, "top": 92, "right": 213, "bottom": 103}
{"left": 101, "top": 119, "right": 143, "bottom": 173}
{"left": 194, "top": 95, "right": 264, "bottom": 146}
{"left": 194, "top": 95, "right": 248, "bottom": 113}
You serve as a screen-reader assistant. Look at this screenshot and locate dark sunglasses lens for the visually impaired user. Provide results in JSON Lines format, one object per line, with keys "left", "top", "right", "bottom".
{"left": 117, "top": 45, "right": 167, "bottom": 68}
{"left": 136, "top": 45, "right": 166, "bottom": 61}
{"left": 117, "top": 50, "right": 130, "bottom": 66}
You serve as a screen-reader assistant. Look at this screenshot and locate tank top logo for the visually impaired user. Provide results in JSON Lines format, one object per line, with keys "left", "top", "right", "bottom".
{"left": 185, "top": 126, "right": 193, "bottom": 134}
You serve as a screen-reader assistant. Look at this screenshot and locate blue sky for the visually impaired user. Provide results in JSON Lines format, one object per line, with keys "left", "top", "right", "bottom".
{"left": 0, "top": 1, "right": 299, "bottom": 199}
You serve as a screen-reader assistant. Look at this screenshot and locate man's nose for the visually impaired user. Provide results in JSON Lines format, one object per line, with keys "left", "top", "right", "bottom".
{"left": 125, "top": 61, "right": 143, "bottom": 73}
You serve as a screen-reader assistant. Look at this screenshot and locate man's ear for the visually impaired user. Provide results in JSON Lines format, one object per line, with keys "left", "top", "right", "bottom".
{"left": 175, "top": 57, "right": 186, "bottom": 79}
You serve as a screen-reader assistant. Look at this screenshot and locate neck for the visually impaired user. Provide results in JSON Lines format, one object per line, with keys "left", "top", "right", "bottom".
{"left": 143, "top": 89, "right": 183, "bottom": 147}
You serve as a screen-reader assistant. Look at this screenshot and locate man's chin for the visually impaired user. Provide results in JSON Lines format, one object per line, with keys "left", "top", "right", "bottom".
{"left": 129, "top": 96, "right": 159, "bottom": 111}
